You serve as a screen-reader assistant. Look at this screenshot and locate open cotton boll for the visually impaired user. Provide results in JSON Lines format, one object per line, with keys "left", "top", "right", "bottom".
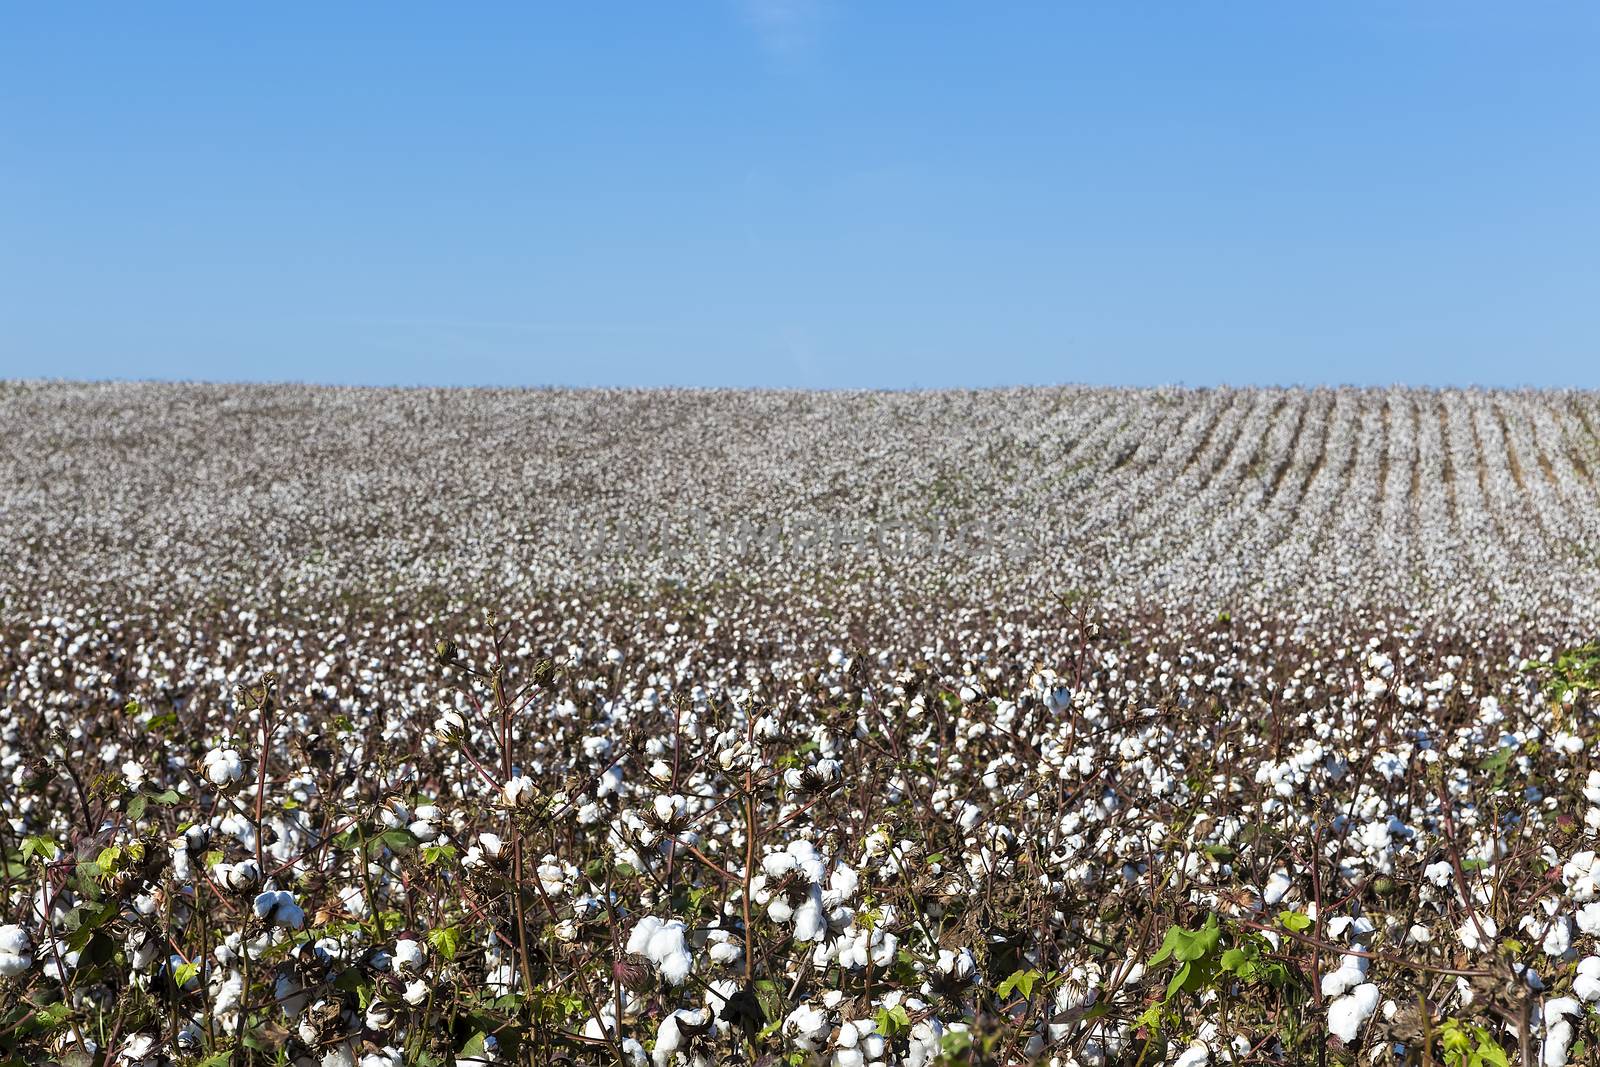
{"left": 784, "top": 1002, "right": 831, "bottom": 1052}
{"left": 628, "top": 916, "right": 692, "bottom": 985}
{"left": 501, "top": 774, "right": 538, "bottom": 809}
{"left": 652, "top": 1007, "right": 708, "bottom": 1067}
{"left": 1328, "top": 983, "right": 1380, "bottom": 1043}
{"left": 1543, "top": 997, "right": 1582, "bottom": 1067}
{"left": 761, "top": 851, "right": 797, "bottom": 878}
{"left": 792, "top": 887, "right": 827, "bottom": 942}
{"left": 253, "top": 890, "right": 306, "bottom": 930}
{"left": 1574, "top": 956, "right": 1600, "bottom": 1002}
{"left": 652, "top": 793, "right": 687, "bottom": 823}
{"left": 1262, "top": 870, "right": 1292, "bottom": 906}
{"left": 1458, "top": 915, "right": 1498, "bottom": 952}
{"left": 0, "top": 921, "right": 32, "bottom": 977}
{"left": 1173, "top": 1043, "right": 1211, "bottom": 1067}
{"left": 1320, "top": 954, "right": 1369, "bottom": 997}
{"left": 392, "top": 937, "right": 425, "bottom": 975}
{"left": 203, "top": 747, "right": 246, "bottom": 788}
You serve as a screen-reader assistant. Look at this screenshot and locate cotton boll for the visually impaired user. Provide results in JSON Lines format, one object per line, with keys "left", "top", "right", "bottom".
{"left": 0, "top": 924, "right": 32, "bottom": 978}
{"left": 1263, "top": 870, "right": 1292, "bottom": 906}
{"left": 1574, "top": 956, "right": 1600, "bottom": 1002}
{"left": 501, "top": 775, "right": 538, "bottom": 809}
{"left": 253, "top": 890, "right": 306, "bottom": 930}
{"left": 1320, "top": 955, "right": 1369, "bottom": 997}
{"left": 792, "top": 887, "right": 826, "bottom": 942}
{"left": 1542, "top": 915, "right": 1573, "bottom": 957}
{"left": 1173, "top": 1043, "right": 1210, "bottom": 1067}
{"left": 762, "top": 851, "right": 797, "bottom": 878}
{"left": 1328, "top": 983, "right": 1379, "bottom": 1043}
{"left": 1458, "top": 915, "right": 1497, "bottom": 953}
{"left": 785, "top": 1003, "right": 831, "bottom": 1052}
{"left": 630, "top": 916, "right": 691, "bottom": 985}
{"left": 392, "top": 938, "right": 425, "bottom": 975}
{"left": 652, "top": 1008, "right": 708, "bottom": 1067}
{"left": 1543, "top": 998, "right": 1581, "bottom": 1067}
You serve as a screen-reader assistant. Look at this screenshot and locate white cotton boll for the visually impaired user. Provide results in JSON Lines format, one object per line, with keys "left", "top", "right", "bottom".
{"left": 655, "top": 945, "right": 692, "bottom": 986}
{"left": 1543, "top": 915, "right": 1573, "bottom": 957}
{"left": 1543, "top": 1020, "right": 1575, "bottom": 1067}
{"left": 938, "top": 947, "right": 976, "bottom": 980}
{"left": 119, "top": 1034, "right": 159, "bottom": 1064}
{"left": 793, "top": 888, "right": 826, "bottom": 942}
{"left": 785, "top": 1003, "right": 831, "bottom": 1052}
{"left": 639, "top": 917, "right": 692, "bottom": 985}
{"left": 1575, "top": 956, "right": 1600, "bottom": 1002}
{"left": 365, "top": 1000, "right": 396, "bottom": 1030}
{"left": 707, "top": 933, "right": 742, "bottom": 965}
{"left": 1423, "top": 861, "right": 1454, "bottom": 887}
{"left": 762, "top": 851, "right": 797, "bottom": 878}
{"left": 1545, "top": 996, "right": 1580, "bottom": 1020}
{"left": 320, "top": 1042, "right": 357, "bottom": 1067}
{"left": 253, "top": 890, "right": 306, "bottom": 930}
{"left": 0, "top": 946, "right": 32, "bottom": 978}
{"left": 1174, "top": 1043, "right": 1211, "bottom": 1067}
{"left": 827, "top": 864, "right": 859, "bottom": 905}
{"left": 652, "top": 1008, "right": 707, "bottom": 1067}
{"left": 1577, "top": 902, "right": 1600, "bottom": 937}
{"left": 0, "top": 924, "right": 31, "bottom": 957}
{"left": 652, "top": 794, "right": 686, "bottom": 823}
{"left": 1543, "top": 999, "right": 1581, "bottom": 1067}
{"left": 1459, "top": 915, "right": 1498, "bottom": 953}
{"left": 768, "top": 899, "right": 794, "bottom": 924}
{"left": 403, "top": 979, "right": 429, "bottom": 1006}
{"left": 1263, "top": 871, "right": 1292, "bottom": 906}
{"left": 627, "top": 916, "right": 663, "bottom": 957}
{"left": 501, "top": 775, "right": 537, "bottom": 809}
{"left": 203, "top": 747, "right": 246, "bottom": 788}
{"left": 1327, "top": 983, "right": 1380, "bottom": 1043}
{"left": 1320, "top": 955, "right": 1369, "bottom": 997}
{"left": 537, "top": 856, "right": 567, "bottom": 896}
{"left": 393, "top": 938, "right": 425, "bottom": 975}
{"left": 434, "top": 709, "right": 466, "bottom": 743}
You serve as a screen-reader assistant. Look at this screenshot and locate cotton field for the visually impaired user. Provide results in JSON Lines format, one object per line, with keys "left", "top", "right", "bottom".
{"left": 4, "top": 381, "right": 1600, "bottom": 1066}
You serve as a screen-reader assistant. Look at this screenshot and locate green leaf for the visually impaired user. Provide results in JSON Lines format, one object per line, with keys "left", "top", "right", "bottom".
{"left": 997, "top": 968, "right": 1043, "bottom": 1000}
{"left": 423, "top": 844, "right": 458, "bottom": 866}
{"left": 875, "top": 1004, "right": 911, "bottom": 1037}
{"left": 173, "top": 961, "right": 202, "bottom": 989}
{"left": 21, "top": 835, "right": 57, "bottom": 863}
{"left": 1278, "top": 909, "right": 1312, "bottom": 932}
{"left": 196, "top": 1050, "right": 235, "bottom": 1067}
{"left": 32, "top": 1001, "right": 72, "bottom": 1031}
{"left": 1148, "top": 925, "right": 1184, "bottom": 967}
{"left": 427, "top": 925, "right": 461, "bottom": 961}
{"left": 371, "top": 828, "right": 420, "bottom": 855}
{"left": 126, "top": 794, "right": 148, "bottom": 822}
{"left": 1166, "top": 961, "right": 1192, "bottom": 1001}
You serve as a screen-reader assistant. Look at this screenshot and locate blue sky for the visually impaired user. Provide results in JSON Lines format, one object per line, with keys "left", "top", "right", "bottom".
{"left": 2, "top": 3, "right": 1598, "bottom": 388}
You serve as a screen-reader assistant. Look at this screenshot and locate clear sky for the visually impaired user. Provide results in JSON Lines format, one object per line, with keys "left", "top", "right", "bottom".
{"left": 3, "top": 3, "right": 1598, "bottom": 389}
